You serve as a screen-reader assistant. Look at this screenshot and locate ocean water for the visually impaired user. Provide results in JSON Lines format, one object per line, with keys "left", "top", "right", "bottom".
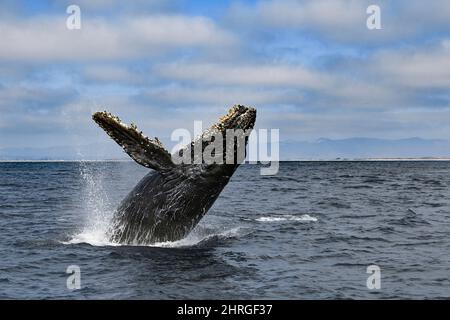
{"left": 0, "top": 161, "right": 449, "bottom": 299}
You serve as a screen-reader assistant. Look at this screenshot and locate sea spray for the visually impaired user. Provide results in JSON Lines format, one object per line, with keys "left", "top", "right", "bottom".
{"left": 70, "top": 161, "right": 115, "bottom": 245}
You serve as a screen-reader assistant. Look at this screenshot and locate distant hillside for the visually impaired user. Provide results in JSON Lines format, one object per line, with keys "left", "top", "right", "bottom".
{"left": 280, "top": 137, "right": 450, "bottom": 160}
{"left": 1, "top": 138, "right": 450, "bottom": 161}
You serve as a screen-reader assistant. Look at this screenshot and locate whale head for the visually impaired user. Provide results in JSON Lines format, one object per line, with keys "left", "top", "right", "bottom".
{"left": 214, "top": 104, "right": 257, "bottom": 132}
{"left": 176, "top": 105, "right": 257, "bottom": 178}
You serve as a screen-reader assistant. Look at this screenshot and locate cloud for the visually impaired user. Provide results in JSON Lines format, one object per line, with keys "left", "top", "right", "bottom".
{"left": 371, "top": 41, "right": 450, "bottom": 89}
{"left": 155, "top": 62, "right": 329, "bottom": 89}
{"left": 0, "top": 84, "right": 78, "bottom": 113}
{"left": 153, "top": 61, "right": 408, "bottom": 110}
{"left": 0, "top": 15, "right": 236, "bottom": 62}
{"left": 1, "top": 0, "right": 450, "bottom": 155}
{"left": 137, "top": 84, "right": 304, "bottom": 108}
{"left": 227, "top": 0, "right": 450, "bottom": 43}
{"left": 56, "top": 0, "right": 181, "bottom": 13}
{"left": 83, "top": 65, "right": 140, "bottom": 83}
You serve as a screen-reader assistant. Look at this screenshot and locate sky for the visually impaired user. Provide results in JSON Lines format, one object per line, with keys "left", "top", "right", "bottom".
{"left": 0, "top": 0, "right": 450, "bottom": 155}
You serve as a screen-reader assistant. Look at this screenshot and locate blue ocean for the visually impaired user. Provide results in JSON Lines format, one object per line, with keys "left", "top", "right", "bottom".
{"left": 0, "top": 161, "right": 449, "bottom": 299}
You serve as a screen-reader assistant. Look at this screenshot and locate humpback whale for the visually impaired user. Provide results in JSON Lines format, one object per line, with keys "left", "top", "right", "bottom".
{"left": 92, "top": 105, "right": 256, "bottom": 244}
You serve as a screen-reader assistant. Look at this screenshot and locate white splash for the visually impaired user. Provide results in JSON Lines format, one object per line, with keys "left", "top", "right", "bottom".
{"left": 149, "top": 226, "right": 243, "bottom": 248}
{"left": 65, "top": 161, "right": 115, "bottom": 246}
{"left": 65, "top": 225, "right": 244, "bottom": 248}
{"left": 65, "top": 229, "right": 118, "bottom": 246}
{"left": 255, "top": 214, "right": 318, "bottom": 222}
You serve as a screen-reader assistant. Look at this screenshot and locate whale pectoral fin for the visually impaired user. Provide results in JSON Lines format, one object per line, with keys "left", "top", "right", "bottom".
{"left": 92, "top": 111, "right": 175, "bottom": 171}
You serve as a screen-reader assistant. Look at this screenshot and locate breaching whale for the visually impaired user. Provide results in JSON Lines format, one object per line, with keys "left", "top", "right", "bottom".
{"left": 92, "top": 105, "right": 256, "bottom": 244}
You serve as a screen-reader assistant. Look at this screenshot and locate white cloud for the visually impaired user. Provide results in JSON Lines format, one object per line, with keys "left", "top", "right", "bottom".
{"left": 372, "top": 41, "right": 450, "bottom": 89}
{"left": 83, "top": 65, "right": 138, "bottom": 83}
{"left": 257, "top": 0, "right": 365, "bottom": 31}
{"left": 141, "top": 84, "right": 303, "bottom": 107}
{"left": 2, "top": 0, "right": 450, "bottom": 151}
{"left": 0, "top": 15, "right": 236, "bottom": 61}
{"left": 155, "top": 62, "right": 329, "bottom": 89}
{"left": 228, "top": 0, "right": 450, "bottom": 43}
{"left": 57, "top": 0, "right": 178, "bottom": 11}
{"left": 154, "top": 61, "right": 407, "bottom": 109}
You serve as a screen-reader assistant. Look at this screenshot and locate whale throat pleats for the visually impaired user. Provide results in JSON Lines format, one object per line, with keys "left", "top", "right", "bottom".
{"left": 92, "top": 111, "right": 175, "bottom": 172}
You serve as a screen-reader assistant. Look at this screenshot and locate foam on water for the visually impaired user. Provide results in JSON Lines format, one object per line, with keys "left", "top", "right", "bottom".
{"left": 149, "top": 226, "right": 244, "bottom": 248}
{"left": 255, "top": 214, "right": 318, "bottom": 222}
{"left": 66, "top": 225, "right": 244, "bottom": 248}
{"left": 65, "top": 229, "right": 118, "bottom": 246}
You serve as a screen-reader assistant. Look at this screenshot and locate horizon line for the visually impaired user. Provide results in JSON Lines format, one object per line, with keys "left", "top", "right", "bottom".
{"left": 2, "top": 158, "right": 450, "bottom": 163}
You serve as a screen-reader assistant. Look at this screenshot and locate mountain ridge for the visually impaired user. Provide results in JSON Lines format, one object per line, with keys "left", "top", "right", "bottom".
{"left": 1, "top": 137, "right": 450, "bottom": 161}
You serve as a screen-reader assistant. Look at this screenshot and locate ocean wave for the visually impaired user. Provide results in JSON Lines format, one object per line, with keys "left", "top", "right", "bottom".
{"left": 255, "top": 214, "right": 318, "bottom": 222}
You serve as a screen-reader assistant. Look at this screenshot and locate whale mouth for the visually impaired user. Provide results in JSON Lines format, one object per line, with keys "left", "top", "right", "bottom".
{"left": 215, "top": 105, "right": 256, "bottom": 131}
